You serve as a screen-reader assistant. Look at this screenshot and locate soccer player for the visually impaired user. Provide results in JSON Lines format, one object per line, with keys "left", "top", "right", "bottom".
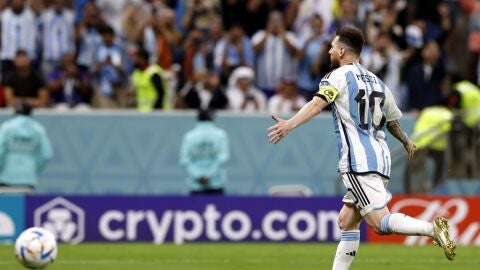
{"left": 267, "top": 26, "right": 456, "bottom": 269}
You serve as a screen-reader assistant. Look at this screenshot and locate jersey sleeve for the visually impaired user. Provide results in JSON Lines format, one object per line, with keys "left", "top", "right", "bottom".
{"left": 383, "top": 86, "right": 402, "bottom": 121}
{"left": 314, "top": 71, "right": 343, "bottom": 104}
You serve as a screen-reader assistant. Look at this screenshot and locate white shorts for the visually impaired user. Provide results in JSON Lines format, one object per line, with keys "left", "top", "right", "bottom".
{"left": 341, "top": 173, "right": 392, "bottom": 216}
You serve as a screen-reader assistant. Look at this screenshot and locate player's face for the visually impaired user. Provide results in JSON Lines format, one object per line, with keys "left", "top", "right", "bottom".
{"left": 329, "top": 36, "right": 342, "bottom": 68}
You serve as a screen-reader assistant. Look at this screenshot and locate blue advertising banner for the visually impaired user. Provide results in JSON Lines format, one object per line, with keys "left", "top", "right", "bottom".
{"left": 25, "top": 196, "right": 367, "bottom": 244}
{"left": 0, "top": 195, "right": 25, "bottom": 243}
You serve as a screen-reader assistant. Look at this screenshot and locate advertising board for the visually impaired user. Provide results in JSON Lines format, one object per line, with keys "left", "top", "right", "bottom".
{"left": 26, "top": 196, "right": 362, "bottom": 244}
{"left": 367, "top": 196, "right": 480, "bottom": 245}
{"left": 0, "top": 195, "right": 25, "bottom": 243}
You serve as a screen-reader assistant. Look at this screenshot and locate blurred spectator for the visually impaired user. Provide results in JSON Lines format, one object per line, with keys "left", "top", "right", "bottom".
{"left": 287, "top": 0, "right": 334, "bottom": 41}
{"left": 74, "top": 0, "right": 90, "bottom": 24}
{"left": 226, "top": 66, "right": 266, "bottom": 113}
{"left": 448, "top": 78, "right": 480, "bottom": 177}
{"left": 182, "top": 0, "right": 219, "bottom": 34}
{"left": 468, "top": 0, "right": 480, "bottom": 83}
{"left": 4, "top": 50, "right": 48, "bottom": 108}
{"left": 95, "top": 0, "right": 141, "bottom": 36}
{"left": 40, "top": 0, "right": 75, "bottom": 79}
{"left": 414, "top": 0, "right": 452, "bottom": 42}
{"left": 159, "top": 8, "right": 183, "bottom": 52}
{"left": 177, "top": 69, "right": 228, "bottom": 110}
{"left": 405, "top": 40, "right": 446, "bottom": 112}
{"left": 239, "top": 0, "right": 270, "bottom": 37}
{"left": 268, "top": 80, "right": 306, "bottom": 115}
{"left": 406, "top": 101, "right": 453, "bottom": 193}
{"left": 121, "top": 3, "right": 147, "bottom": 49}
{"left": 0, "top": 0, "right": 37, "bottom": 80}
{"left": 205, "top": 16, "right": 224, "bottom": 67}
{"left": 176, "top": 29, "right": 209, "bottom": 88}
{"left": 297, "top": 14, "right": 330, "bottom": 100}
{"left": 366, "top": 31, "right": 404, "bottom": 109}
{"left": 142, "top": 8, "right": 180, "bottom": 70}
{"left": 76, "top": 2, "right": 104, "bottom": 73}
{"left": 0, "top": 103, "right": 53, "bottom": 193}
{"left": 365, "top": 0, "right": 396, "bottom": 45}
{"left": 221, "top": 0, "right": 244, "bottom": 31}
{"left": 180, "top": 109, "right": 229, "bottom": 195}
{"left": 252, "top": 11, "right": 299, "bottom": 97}
{"left": 214, "top": 23, "right": 255, "bottom": 84}
{"left": 328, "top": 0, "right": 362, "bottom": 36}
{"left": 47, "top": 53, "right": 92, "bottom": 110}
{"left": 131, "top": 49, "right": 169, "bottom": 112}
{"left": 93, "top": 25, "right": 129, "bottom": 108}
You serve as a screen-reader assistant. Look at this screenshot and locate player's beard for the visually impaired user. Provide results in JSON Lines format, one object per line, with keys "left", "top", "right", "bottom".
{"left": 330, "top": 56, "right": 340, "bottom": 69}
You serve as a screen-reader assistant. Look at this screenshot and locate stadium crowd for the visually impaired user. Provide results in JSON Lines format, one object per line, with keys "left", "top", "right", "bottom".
{"left": 0, "top": 0, "right": 478, "bottom": 114}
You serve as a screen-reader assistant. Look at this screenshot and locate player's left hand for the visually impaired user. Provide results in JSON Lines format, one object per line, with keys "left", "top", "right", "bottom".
{"left": 267, "top": 115, "right": 293, "bottom": 144}
{"left": 403, "top": 139, "right": 416, "bottom": 160}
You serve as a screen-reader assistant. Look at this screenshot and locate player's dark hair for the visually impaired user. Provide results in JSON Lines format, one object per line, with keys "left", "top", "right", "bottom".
{"left": 198, "top": 109, "right": 214, "bottom": 121}
{"left": 336, "top": 26, "right": 364, "bottom": 55}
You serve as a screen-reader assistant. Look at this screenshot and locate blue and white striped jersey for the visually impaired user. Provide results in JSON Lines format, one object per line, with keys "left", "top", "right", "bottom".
{"left": 0, "top": 7, "right": 37, "bottom": 61}
{"left": 316, "top": 63, "right": 402, "bottom": 178}
{"left": 40, "top": 8, "right": 75, "bottom": 61}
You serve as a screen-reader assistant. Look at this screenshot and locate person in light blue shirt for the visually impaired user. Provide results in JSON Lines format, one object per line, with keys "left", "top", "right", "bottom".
{"left": 180, "top": 109, "right": 229, "bottom": 195}
{"left": 0, "top": 103, "right": 53, "bottom": 192}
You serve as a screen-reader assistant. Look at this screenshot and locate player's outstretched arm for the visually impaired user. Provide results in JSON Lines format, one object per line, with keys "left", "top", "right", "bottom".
{"left": 267, "top": 96, "right": 328, "bottom": 144}
{"left": 387, "top": 120, "right": 416, "bottom": 160}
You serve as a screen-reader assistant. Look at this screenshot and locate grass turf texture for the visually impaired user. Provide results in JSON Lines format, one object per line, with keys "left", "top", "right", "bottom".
{"left": 0, "top": 243, "right": 478, "bottom": 270}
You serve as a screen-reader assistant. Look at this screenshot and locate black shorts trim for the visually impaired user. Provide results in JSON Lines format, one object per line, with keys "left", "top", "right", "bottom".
{"left": 345, "top": 170, "right": 390, "bottom": 180}
{"left": 346, "top": 173, "right": 370, "bottom": 207}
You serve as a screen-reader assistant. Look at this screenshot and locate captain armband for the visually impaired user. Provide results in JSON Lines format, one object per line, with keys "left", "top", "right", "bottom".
{"left": 315, "top": 81, "right": 339, "bottom": 104}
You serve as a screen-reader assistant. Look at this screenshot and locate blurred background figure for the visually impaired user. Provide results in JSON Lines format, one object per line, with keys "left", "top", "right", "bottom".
{"left": 0, "top": 103, "right": 52, "bottom": 193}
{"left": 214, "top": 23, "right": 254, "bottom": 85}
{"left": 75, "top": 1, "right": 104, "bottom": 73}
{"left": 93, "top": 25, "right": 129, "bottom": 108}
{"left": 268, "top": 79, "right": 306, "bottom": 115}
{"left": 180, "top": 109, "right": 229, "bottom": 195}
{"left": 226, "top": 66, "right": 266, "bottom": 113}
{"left": 182, "top": 0, "right": 219, "bottom": 34}
{"left": 40, "top": 0, "right": 75, "bottom": 79}
{"left": 252, "top": 11, "right": 299, "bottom": 97}
{"left": 3, "top": 50, "right": 48, "bottom": 108}
{"left": 131, "top": 49, "right": 169, "bottom": 112}
{"left": 297, "top": 13, "right": 330, "bottom": 101}
{"left": 447, "top": 77, "right": 480, "bottom": 178}
{"left": 0, "top": 0, "right": 37, "bottom": 81}
{"left": 405, "top": 98, "right": 453, "bottom": 193}
{"left": 287, "top": 0, "right": 334, "bottom": 41}
{"left": 177, "top": 69, "right": 228, "bottom": 110}
{"left": 176, "top": 28, "right": 210, "bottom": 89}
{"left": 405, "top": 40, "right": 446, "bottom": 113}
{"left": 327, "top": 0, "right": 362, "bottom": 36}
{"left": 46, "top": 53, "right": 92, "bottom": 111}
{"left": 366, "top": 31, "right": 404, "bottom": 109}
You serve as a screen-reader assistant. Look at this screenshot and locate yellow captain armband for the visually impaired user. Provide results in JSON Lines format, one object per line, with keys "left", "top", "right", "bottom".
{"left": 316, "top": 81, "right": 339, "bottom": 104}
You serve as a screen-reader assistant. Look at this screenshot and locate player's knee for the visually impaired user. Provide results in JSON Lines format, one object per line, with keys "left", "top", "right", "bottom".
{"left": 337, "top": 217, "right": 347, "bottom": 231}
{"left": 337, "top": 216, "right": 356, "bottom": 231}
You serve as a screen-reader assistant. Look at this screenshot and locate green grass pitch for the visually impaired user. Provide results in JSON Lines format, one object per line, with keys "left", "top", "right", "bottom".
{"left": 0, "top": 243, "right": 478, "bottom": 270}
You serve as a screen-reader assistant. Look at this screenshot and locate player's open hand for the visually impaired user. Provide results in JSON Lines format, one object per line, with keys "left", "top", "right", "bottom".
{"left": 267, "top": 115, "right": 293, "bottom": 144}
{"left": 403, "top": 139, "right": 416, "bottom": 160}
